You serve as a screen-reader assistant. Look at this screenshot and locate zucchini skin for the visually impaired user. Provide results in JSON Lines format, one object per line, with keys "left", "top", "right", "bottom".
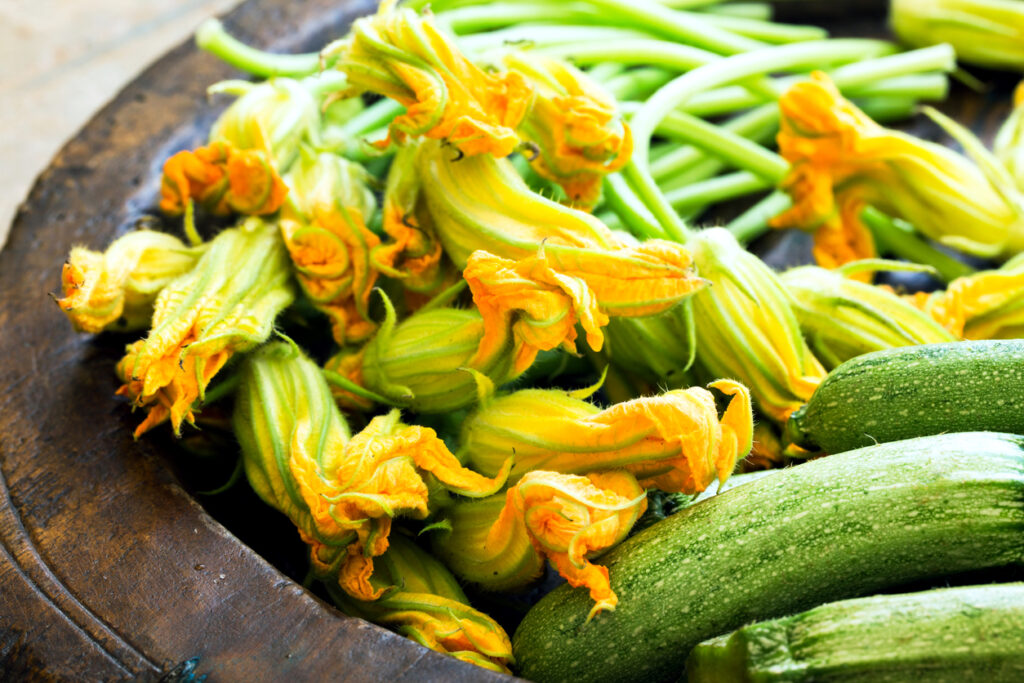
{"left": 687, "top": 583, "right": 1024, "bottom": 682}
{"left": 512, "top": 432, "right": 1024, "bottom": 683}
{"left": 787, "top": 340, "right": 1024, "bottom": 454}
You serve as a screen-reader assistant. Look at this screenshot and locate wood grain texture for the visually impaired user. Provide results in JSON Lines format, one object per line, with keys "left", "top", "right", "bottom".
{"left": 0, "top": 0, "right": 512, "bottom": 679}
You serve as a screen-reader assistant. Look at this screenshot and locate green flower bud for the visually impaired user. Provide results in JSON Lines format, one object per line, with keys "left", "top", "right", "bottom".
{"left": 209, "top": 75, "right": 338, "bottom": 171}
{"left": 996, "top": 82, "right": 1024, "bottom": 193}
{"left": 891, "top": 0, "right": 1024, "bottom": 72}
{"left": 359, "top": 298, "right": 516, "bottom": 413}
{"left": 781, "top": 263, "right": 957, "bottom": 369}
{"left": 116, "top": 218, "right": 295, "bottom": 436}
{"left": 57, "top": 229, "right": 201, "bottom": 334}
{"left": 325, "top": 535, "right": 514, "bottom": 674}
{"left": 689, "top": 228, "right": 826, "bottom": 423}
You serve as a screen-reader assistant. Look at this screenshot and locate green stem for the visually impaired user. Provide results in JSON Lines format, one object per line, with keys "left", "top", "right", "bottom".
{"left": 654, "top": 109, "right": 789, "bottom": 181}
{"left": 680, "top": 43, "right": 952, "bottom": 117}
{"left": 602, "top": 68, "right": 675, "bottom": 102}
{"left": 339, "top": 99, "right": 405, "bottom": 137}
{"left": 630, "top": 38, "right": 895, "bottom": 166}
{"left": 195, "top": 19, "right": 321, "bottom": 77}
{"left": 603, "top": 174, "right": 667, "bottom": 240}
{"left": 582, "top": 0, "right": 767, "bottom": 54}
{"left": 726, "top": 191, "right": 791, "bottom": 244}
{"left": 438, "top": 3, "right": 601, "bottom": 34}
{"left": 664, "top": 171, "right": 773, "bottom": 212}
{"left": 535, "top": 39, "right": 779, "bottom": 100}
{"left": 699, "top": 3, "right": 771, "bottom": 19}
{"left": 626, "top": 39, "right": 897, "bottom": 240}
{"left": 323, "top": 369, "right": 400, "bottom": 405}
{"left": 650, "top": 103, "right": 778, "bottom": 181}
{"left": 690, "top": 13, "right": 828, "bottom": 44}
{"left": 861, "top": 208, "right": 976, "bottom": 282}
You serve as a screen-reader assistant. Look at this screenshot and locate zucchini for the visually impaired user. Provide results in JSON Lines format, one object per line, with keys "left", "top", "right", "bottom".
{"left": 787, "top": 340, "right": 1024, "bottom": 454}
{"left": 512, "top": 432, "right": 1024, "bottom": 683}
{"left": 687, "top": 583, "right": 1024, "bottom": 682}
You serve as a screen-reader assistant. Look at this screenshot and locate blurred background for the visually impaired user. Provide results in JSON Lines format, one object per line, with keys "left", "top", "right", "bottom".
{"left": 0, "top": 0, "right": 241, "bottom": 249}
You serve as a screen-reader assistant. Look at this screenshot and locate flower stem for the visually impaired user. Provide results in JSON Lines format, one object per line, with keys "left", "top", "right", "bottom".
{"left": 625, "top": 39, "right": 900, "bottom": 241}
{"left": 654, "top": 109, "right": 789, "bottom": 182}
{"left": 861, "top": 208, "right": 976, "bottom": 282}
{"left": 582, "top": 0, "right": 767, "bottom": 55}
{"left": 664, "top": 171, "right": 773, "bottom": 213}
{"left": 603, "top": 174, "right": 668, "bottom": 240}
{"left": 195, "top": 19, "right": 321, "bottom": 77}
{"left": 726, "top": 191, "right": 792, "bottom": 244}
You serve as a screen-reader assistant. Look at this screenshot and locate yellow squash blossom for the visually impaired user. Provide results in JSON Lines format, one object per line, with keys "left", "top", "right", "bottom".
{"left": 349, "top": 294, "right": 518, "bottom": 414}
{"left": 891, "top": 0, "right": 1024, "bottom": 72}
{"left": 434, "top": 470, "right": 646, "bottom": 621}
{"left": 689, "top": 228, "right": 826, "bottom": 423}
{"left": 57, "top": 230, "right": 200, "bottom": 334}
{"left": 463, "top": 242, "right": 703, "bottom": 375}
{"left": 781, "top": 263, "right": 956, "bottom": 368}
{"left": 207, "top": 76, "right": 325, "bottom": 171}
{"left": 371, "top": 144, "right": 446, "bottom": 295}
{"left": 413, "top": 138, "right": 618, "bottom": 267}
{"left": 116, "top": 218, "right": 294, "bottom": 437}
{"left": 321, "top": 0, "right": 531, "bottom": 158}
{"left": 995, "top": 81, "right": 1024, "bottom": 193}
{"left": 504, "top": 51, "right": 632, "bottom": 209}
{"left": 460, "top": 380, "right": 752, "bottom": 492}
{"left": 325, "top": 534, "right": 513, "bottom": 674}
{"left": 772, "top": 72, "right": 1024, "bottom": 267}
{"left": 233, "top": 343, "right": 510, "bottom": 601}
{"left": 907, "top": 254, "right": 1024, "bottom": 339}
{"left": 280, "top": 149, "right": 380, "bottom": 345}
{"left": 159, "top": 140, "right": 288, "bottom": 217}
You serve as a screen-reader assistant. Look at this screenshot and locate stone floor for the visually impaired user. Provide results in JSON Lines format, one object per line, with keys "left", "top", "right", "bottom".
{"left": 0, "top": 0, "right": 241, "bottom": 250}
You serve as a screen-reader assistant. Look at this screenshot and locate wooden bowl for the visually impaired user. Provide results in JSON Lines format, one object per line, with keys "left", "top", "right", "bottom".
{"left": 0, "top": 0, "right": 1015, "bottom": 678}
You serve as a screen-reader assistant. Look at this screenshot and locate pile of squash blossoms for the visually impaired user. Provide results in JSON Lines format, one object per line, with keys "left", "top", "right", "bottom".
{"left": 54, "top": 0, "right": 1024, "bottom": 674}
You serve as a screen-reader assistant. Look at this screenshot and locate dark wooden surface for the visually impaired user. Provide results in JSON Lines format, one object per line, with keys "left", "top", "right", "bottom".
{"left": 0, "top": 0, "right": 510, "bottom": 679}
{"left": 0, "top": 0, "right": 1018, "bottom": 680}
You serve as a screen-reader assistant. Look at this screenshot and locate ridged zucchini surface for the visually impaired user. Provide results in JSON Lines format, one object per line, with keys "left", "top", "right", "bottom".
{"left": 512, "top": 432, "right": 1024, "bottom": 683}
{"left": 687, "top": 583, "right": 1024, "bottom": 682}
{"left": 787, "top": 340, "right": 1024, "bottom": 454}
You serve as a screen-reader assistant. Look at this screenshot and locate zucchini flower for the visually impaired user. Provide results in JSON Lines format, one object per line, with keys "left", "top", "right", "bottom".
{"left": 233, "top": 343, "right": 510, "bottom": 602}
{"left": 463, "top": 242, "right": 703, "bottom": 375}
{"left": 116, "top": 218, "right": 294, "bottom": 437}
{"left": 159, "top": 140, "right": 288, "bottom": 217}
{"left": 891, "top": 0, "right": 1024, "bottom": 72}
{"left": 325, "top": 535, "right": 513, "bottom": 674}
{"left": 602, "top": 314, "right": 696, "bottom": 386}
{"left": 772, "top": 72, "right": 1024, "bottom": 267}
{"left": 352, "top": 297, "right": 517, "bottom": 413}
{"left": 434, "top": 470, "right": 647, "bottom": 621}
{"left": 504, "top": 52, "right": 632, "bottom": 209}
{"left": 460, "top": 380, "right": 752, "bottom": 493}
{"left": 371, "top": 144, "right": 445, "bottom": 296}
{"left": 781, "top": 263, "right": 956, "bottom": 369}
{"left": 321, "top": 1, "right": 531, "bottom": 157}
{"left": 280, "top": 149, "right": 380, "bottom": 345}
{"left": 208, "top": 76, "right": 326, "bottom": 171}
{"left": 689, "top": 228, "right": 827, "bottom": 423}
{"left": 414, "top": 138, "right": 618, "bottom": 267}
{"left": 995, "top": 82, "right": 1024, "bottom": 193}
{"left": 906, "top": 253, "right": 1024, "bottom": 339}
{"left": 57, "top": 230, "right": 200, "bottom": 334}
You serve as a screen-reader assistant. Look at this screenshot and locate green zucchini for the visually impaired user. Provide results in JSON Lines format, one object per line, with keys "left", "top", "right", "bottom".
{"left": 687, "top": 583, "right": 1024, "bottom": 682}
{"left": 512, "top": 432, "right": 1024, "bottom": 683}
{"left": 787, "top": 340, "right": 1024, "bottom": 454}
